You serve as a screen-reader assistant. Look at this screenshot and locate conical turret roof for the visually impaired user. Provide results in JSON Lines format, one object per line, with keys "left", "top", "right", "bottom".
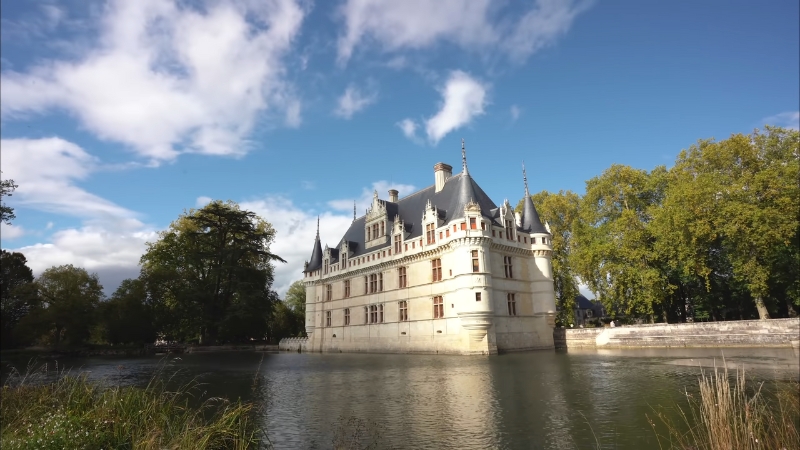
{"left": 306, "top": 217, "right": 323, "bottom": 272}
{"left": 520, "top": 163, "right": 549, "bottom": 234}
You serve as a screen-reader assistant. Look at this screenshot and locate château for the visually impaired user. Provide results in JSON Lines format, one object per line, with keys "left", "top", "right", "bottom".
{"left": 301, "top": 141, "right": 557, "bottom": 355}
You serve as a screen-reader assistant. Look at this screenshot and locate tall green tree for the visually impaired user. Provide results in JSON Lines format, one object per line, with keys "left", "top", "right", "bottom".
{"left": 37, "top": 265, "right": 104, "bottom": 345}
{"left": 284, "top": 280, "right": 306, "bottom": 316}
{"left": 1, "top": 172, "right": 18, "bottom": 225}
{"left": 658, "top": 127, "right": 800, "bottom": 319}
{"left": 140, "top": 200, "right": 285, "bottom": 344}
{"left": 0, "top": 250, "right": 39, "bottom": 348}
{"left": 573, "top": 164, "right": 671, "bottom": 321}
{"left": 98, "top": 278, "right": 158, "bottom": 345}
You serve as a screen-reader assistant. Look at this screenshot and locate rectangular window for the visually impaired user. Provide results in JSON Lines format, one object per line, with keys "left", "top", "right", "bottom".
{"left": 433, "top": 296, "right": 444, "bottom": 319}
{"left": 492, "top": 230, "right": 496, "bottom": 237}
{"left": 326, "top": 311, "right": 331, "bottom": 327}
{"left": 472, "top": 250, "right": 480, "bottom": 273}
{"left": 326, "top": 284, "right": 332, "bottom": 301}
{"left": 344, "top": 279, "right": 350, "bottom": 298}
{"left": 364, "top": 306, "right": 368, "bottom": 324}
{"left": 439, "top": 231, "right": 443, "bottom": 239}
{"left": 431, "top": 258, "right": 442, "bottom": 282}
{"left": 364, "top": 276, "right": 368, "bottom": 294}
{"left": 524, "top": 237, "right": 528, "bottom": 243}
{"left": 344, "top": 308, "right": 350, "bottom": 325}
{"left": 370, "top": 305, "right": 378, "bottom": 323}
{"left": 379, "top": 272, "right": 384, "bottom": 292}
{"left": 369, "top": 274, "right": 378, "bottom": 293}
{"left": 412, "top": 241, "right": 415, "bottom": 249}
{"left": 453, "top": 225, "right": 457, "bottom": 232}
{"left": 399, "top": 267, "right": 407, "bottom": 288}
{"left": 399, "top": 301, "right": 408, "bottom": 321}
{"left": 460, "top": 222, "right": 466, "bottom": 230}
{"left": 504, "top": 256, "right": 513, "bottom": 278}
{"left": 475, "top": 292, "right": 482, "bottom": 302}
{"left": 446, "top": 229, "right": 450, "bottom": 238}
{"left": 505, "top": 220, "right": 514, "bottom": 240}
{"left": 379, "top": 304, "right": 384, "bottom": 323}
{"left": 426, "top": 223, "right": 436, "bottom": 245}
{"left": 367, "top": 227, "right": 371, "bottom": 241}
{"left": 481, "top": 221, "right": 486, "bottom": 230}
{"left": 405, "top": 243, "right": 408, "bottom": 251}
{"left": 507, "top": 293, "right": 517, "bottom": 316}
{"left": 531, "top": 237, "right": 536, "bottom": 244}
{"left": 381, "top": 221, "right": 385, "bottom": 236}
{"left": 470, "top": 217, "right": 477, "bottom": 229}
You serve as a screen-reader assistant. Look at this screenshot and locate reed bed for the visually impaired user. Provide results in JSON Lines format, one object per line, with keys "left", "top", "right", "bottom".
{"left": 0, "top": 363, "right": 264, "bottom": 450}
{"left": 650, "top": 364, "right": 800, "bottom": 450}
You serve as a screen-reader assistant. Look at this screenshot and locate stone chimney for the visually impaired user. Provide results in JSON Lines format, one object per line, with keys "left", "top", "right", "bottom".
{"left": 388, "top": 189, "right": 399, "bottom": 203}
{"left": 434, "top": 162, "right": 453, "bottom": 193}
{"left": 515, "top": 212, "right": 522, "bottom": 227}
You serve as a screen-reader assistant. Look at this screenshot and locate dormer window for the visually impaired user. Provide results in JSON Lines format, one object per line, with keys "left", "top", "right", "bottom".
{"left": 426, "top": 223, "right": 436, "bottom": 245}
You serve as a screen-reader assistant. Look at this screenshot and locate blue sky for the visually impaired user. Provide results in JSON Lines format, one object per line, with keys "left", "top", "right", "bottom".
{"left": 1, "top": 0, "right": 798, "bottom": 296}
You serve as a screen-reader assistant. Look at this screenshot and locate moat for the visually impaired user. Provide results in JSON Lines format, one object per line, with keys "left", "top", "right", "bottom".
{"left": 2, "top": 348, "right": 797, "bottom": 449}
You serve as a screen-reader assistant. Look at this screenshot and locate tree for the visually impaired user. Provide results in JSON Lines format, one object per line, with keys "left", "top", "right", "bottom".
{"left": 658, "top": 127, "right": 800, "bottom": 319}
{"left": 1, "top": 172, "right": 18, "bottom": 225}
{"left": 517, "top": 191, "right": 581, "bottom": 326}
{"left": 98, "top": 278, "right": 157, "bottom": 345}
{"left": 37, "top": 265, "right": 104, "bottom": 345}
{"left": 140, "top": 200, "right": 285, "bottom": 344}
{"left": 573, "top": 164, "right": 671, "bottom": 321}
{"left": 284, "top": 280, "right": 306, "bottom": 316}
{"left": 0, "top": 250, "right": 39, "bottom": 348}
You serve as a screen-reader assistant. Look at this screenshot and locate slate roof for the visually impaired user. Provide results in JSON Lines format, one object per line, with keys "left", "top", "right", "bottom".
{"left": 305, "top": 168, "right": 548, "bottom": 272}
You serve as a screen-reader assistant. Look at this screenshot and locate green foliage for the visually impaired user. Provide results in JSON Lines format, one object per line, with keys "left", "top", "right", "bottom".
{"left": 35, "top": 265, "right": 104, "bottom": 346}
{"left": 0, "top": 172, "right": 18, "bottom": 225}
{"left": 0, "top": 251, "right": 38, "bottom": 348}
{"left": 0, "top": 365, "right": 263, "bottom": 449}
{"left": 141, "top": 200, "right": 285, "bottom": 344}
{"left": 284, "top": 280, "right": 306, "bottom": 315}
{"left": 97, "top": 278, "right": 158, "bottom": 345}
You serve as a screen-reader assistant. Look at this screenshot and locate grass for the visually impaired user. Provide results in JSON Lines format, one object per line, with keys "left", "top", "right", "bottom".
{"left": 0, "top": 362, "right": 266, "bottom": 450}
{"left": 650, "top": 362, "right": 800, "bottom": 450}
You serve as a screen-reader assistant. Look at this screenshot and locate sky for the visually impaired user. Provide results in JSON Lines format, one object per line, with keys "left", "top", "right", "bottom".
{"left": 1, "top": 0, "right": 798, "bottom": 298}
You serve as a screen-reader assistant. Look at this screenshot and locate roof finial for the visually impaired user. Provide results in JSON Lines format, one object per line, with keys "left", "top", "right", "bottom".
{"left": 461, "top": 138, "right": 469, "bottom": 176}
{"left": 316, "top": 216, "right": 320, "bottom": 237}
{"left": 353, "top": 201, "right": 356, "bottom": 222}
{"left": 523, "top": 160, "right": 529, "bottom": 196}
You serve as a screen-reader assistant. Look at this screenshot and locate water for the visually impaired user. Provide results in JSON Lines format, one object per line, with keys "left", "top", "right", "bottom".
{"left": 2, "top": 348, "right": 797, "bottom": 449}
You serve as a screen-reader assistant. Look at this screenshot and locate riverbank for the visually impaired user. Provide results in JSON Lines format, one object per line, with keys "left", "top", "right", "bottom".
{"left": 0, "top": 368, "right": 262, "bottom": 449}
{"left": 1, "top": 343, "right": 280, "bottom": 359}
{"left": 554, "top": 318, "right": 800, "bottom": 350}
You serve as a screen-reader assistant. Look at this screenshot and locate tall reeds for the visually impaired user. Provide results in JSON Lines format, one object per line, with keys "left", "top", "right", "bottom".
{"left": 651, "top": 363, "right": 800, "bottom": 450}
{"left": 0, "top": 362, "right": 263, "bottom": 450}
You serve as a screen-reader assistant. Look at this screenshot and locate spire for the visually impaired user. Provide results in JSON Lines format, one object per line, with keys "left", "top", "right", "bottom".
{"left": 520, "top": 165, "right": 548, "bottom": 234}
{"left": 316, "top": 216, "right": 320, "bottom": 237}
{"left": 353, "top": 201, "right": 356, "bottom": 222}
{"left": 461, "top": 138, "right": 469, "bottom": 176}
{"left": 522, "top": 161, "right": 530, "bottom": 196}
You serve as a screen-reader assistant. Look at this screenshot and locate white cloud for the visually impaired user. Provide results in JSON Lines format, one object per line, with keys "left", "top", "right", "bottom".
{"left": 397, "top": 118, "right": 420, "bottom": 142}
{"left": 334, "top": 84, "right": 378, "bottom": 119}
{"left": 1, "top": 223, "right": 26, "bottom": 240}
{"left": 300, "top": 180, "right": 315, "bottom": 190}
{"left": 9, "top": 226, "right": 157, "bottom": 295}
{"left": 328, "top": 181, "right": 418, "bottom": 216}
{"left": 425, "top": 71, "right": 487, "bottom": 144}
{"left": 510, "top": 105, "right": 521, "bottom": 121}
{"left": 1, "top": 138, "right": 140, "bottom": 226}
{"left": 240, "top": 196, "right": 354, "bottom": 296}
{"left": 761, "top": 111, "right": 800, "bottom": 130}
{"left": 196, "top": 196, "right": 213, "bottom": 207}
{"left": 1, "top": 0, "right": 307, "bottom": 163}
{"left": 336, "top": 0, "right": 590, "bottom": 64}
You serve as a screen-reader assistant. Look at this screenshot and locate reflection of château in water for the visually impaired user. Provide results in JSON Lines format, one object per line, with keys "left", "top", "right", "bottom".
{"left": 302, "top": 141, "right": 557, "bottom": 355}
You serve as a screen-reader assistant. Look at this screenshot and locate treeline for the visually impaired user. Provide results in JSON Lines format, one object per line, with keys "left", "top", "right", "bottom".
{"left": 1, "top": 201, "right": 307, "bottom": 349}
{"left": 520, "top": 126, "right": 799, "bottom": 325}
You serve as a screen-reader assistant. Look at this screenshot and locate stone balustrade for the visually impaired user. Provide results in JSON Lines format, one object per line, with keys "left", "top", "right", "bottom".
{"left": 279, "top": 337, "right": 309, "bottom": 352}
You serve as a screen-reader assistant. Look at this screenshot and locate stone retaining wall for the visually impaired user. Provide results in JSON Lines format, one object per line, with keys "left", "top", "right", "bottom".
{"left": 279, "top": 337, "right": 309, "bottom": 352}
{"left": 554, "top": 318, "right": 800, "bottom": 349}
